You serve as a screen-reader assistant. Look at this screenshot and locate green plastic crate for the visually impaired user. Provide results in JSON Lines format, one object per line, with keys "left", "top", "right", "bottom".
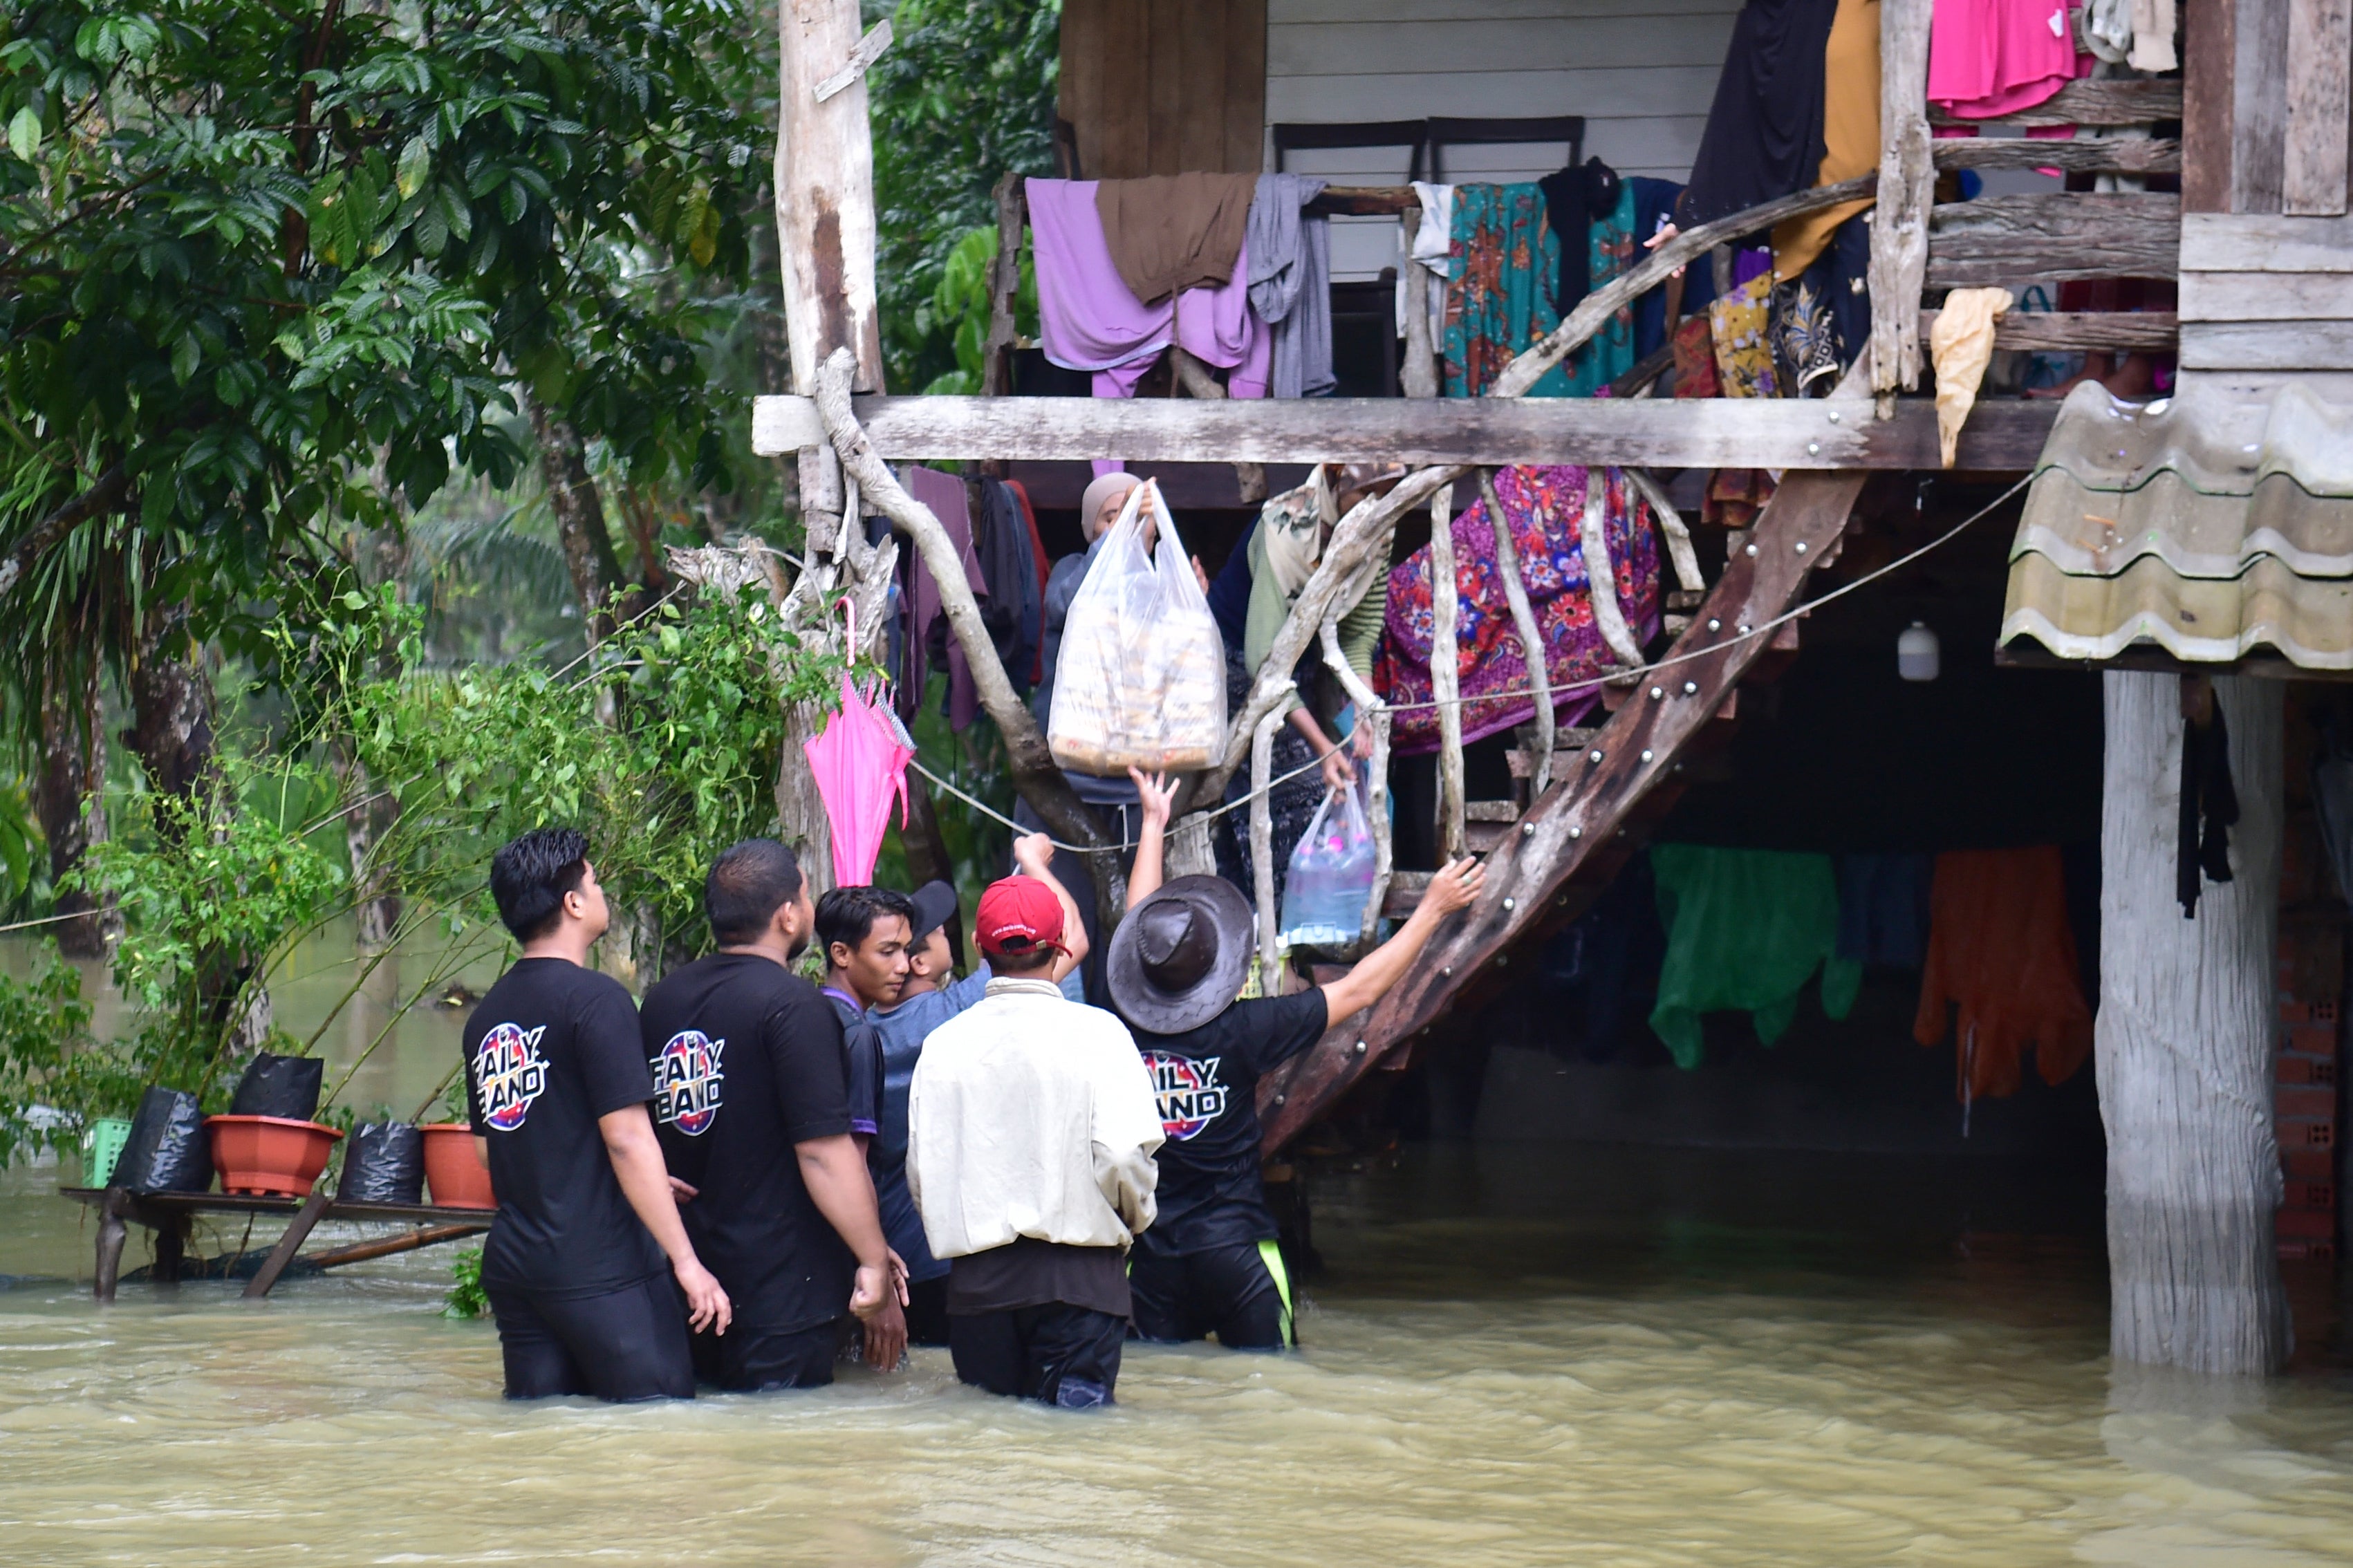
{"left": 82, "top": 1117, "right": 133, "bottom": 1186}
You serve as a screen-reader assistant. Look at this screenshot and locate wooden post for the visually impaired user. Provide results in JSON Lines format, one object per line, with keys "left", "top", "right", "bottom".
{"left": 1626, "top": 468, "right": 1705, "bottom": 594}
{"left": 980, "top": 173, "right": 1023, "bottom": 398}
{"left": 1401, "top": 210, "right": 1439, "bottom": 400}
{"left": 1321, "top": 619, "right": 1392, "bottom": 952}
{"left": 1478, "top": 468, "right": 1554, "bottom": 798}
{"left": 1251, "top": 698, "right": 1290, "bottom": 979}
{"left": 1871, "top": 0, "right": 1934, "bottom": 411}
{"left": 1427, "top": 487, "right": 1466, "bottom": 861}
{"left": 774, "top": 0, "right": 885, "bottom": 395}
{"left": 244, "top": 1191, "right": 333, "bottom": 1299}
{"left": 2097, "top": 671, "right": 2290, "bottom": 1374}
{"left": 93, "top": 1186, "right": 128, "bottom": 1303}
{"left": 1578, "top": 469, "right": 1644, "bottom": 668}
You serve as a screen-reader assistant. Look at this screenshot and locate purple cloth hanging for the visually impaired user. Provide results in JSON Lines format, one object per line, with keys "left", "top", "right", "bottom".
{"left": 903, "top": 467, "right": 988, "bottom": 731}
{"left": 1030, "top": 177, "right": 1270, "bottom": 478}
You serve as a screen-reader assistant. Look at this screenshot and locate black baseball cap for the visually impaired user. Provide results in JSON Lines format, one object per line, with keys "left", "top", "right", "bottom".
{"left": 906, "top": 880, "right": 960, "bottom": 944}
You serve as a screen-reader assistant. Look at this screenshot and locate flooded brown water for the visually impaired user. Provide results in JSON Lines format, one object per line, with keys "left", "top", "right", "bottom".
{"left": 6, "top": 1135, "right": 2353, "bottom": 1567}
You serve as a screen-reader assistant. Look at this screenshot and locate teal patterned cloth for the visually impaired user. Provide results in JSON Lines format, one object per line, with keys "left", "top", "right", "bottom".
{"left": 1443, "top": 180, "right": 1637, "bottom": 399}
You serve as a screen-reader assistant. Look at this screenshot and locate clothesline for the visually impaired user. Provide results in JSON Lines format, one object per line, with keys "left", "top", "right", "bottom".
{"left": 913, "top": 469, "right": 2027, "bottom": 857}
{"left": 909, "top": 747, "right": 1337, "bottom": 857}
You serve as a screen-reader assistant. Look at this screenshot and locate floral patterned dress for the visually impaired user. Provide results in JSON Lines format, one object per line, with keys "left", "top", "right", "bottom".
{"left": 1373, "top": 465, "right": 1661, "bottom": 754}
{"left": 1442, "top": 183, "right": 1638, "bottom": 399}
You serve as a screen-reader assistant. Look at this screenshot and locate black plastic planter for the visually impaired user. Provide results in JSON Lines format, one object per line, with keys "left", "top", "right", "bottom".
{"left": 111, "top": 1088, "right": 214, "bottom": 1193}
{"left": 335, "top": 1121, "right": 425, "bottom": 1205}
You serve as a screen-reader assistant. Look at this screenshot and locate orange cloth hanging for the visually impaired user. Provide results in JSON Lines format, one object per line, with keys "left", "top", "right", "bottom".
{"left": 1912, "top": 846, "right": 2094, "bottom": 1100}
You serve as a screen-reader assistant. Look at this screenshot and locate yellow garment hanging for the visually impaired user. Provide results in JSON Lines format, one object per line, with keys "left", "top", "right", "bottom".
{"left": 1773, "top": 0, "right": 1881, "bottom": 281}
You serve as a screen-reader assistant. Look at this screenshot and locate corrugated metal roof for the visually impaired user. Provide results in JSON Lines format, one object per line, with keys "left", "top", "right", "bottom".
{"left": 2000, "top": 380, "right": 2353, "bottom": 667}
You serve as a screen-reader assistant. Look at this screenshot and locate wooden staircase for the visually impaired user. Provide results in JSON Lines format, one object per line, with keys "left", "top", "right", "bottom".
{"left": 1256, "top": 468, "right": 1867, "bottom": 1152}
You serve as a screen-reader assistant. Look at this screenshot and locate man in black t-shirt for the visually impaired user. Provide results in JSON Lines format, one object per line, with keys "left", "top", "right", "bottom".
{"left": 463, "top": 828, "right": 729, "bottom": 1402}
{"left": 1108, "top": 773, "right": 1485, "bottom": 1348}
{"left": 642, "top": 840, "right": 901, "bottom": 1391}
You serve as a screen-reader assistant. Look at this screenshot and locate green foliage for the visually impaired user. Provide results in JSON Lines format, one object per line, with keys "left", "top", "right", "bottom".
{"left": 443, "top": 1245, "right": 488, "bottom": 1318}
{"left": 913, "top": 224, "right": 1040, "bottom": 395}
{"left": 0, "top": 953, "right": 119, "bottom": 1165}
{"left": 77, "top": 771, "right": 349, "bottom": 1096}
{"left": 867, "top": 0, "right": 1061, "bottom": 391}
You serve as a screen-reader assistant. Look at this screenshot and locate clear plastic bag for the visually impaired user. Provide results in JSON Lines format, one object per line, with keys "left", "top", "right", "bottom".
{"left": 1048, "top": 478, "right": 1229, "bottom": 774}
{"left": 1280, "top": 778, "right": 1378, "bottom": 950}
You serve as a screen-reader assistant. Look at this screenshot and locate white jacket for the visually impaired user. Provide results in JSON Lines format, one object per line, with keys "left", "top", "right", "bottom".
{"left": 907, "top": 977, "right": 1162, "bottom": 1258}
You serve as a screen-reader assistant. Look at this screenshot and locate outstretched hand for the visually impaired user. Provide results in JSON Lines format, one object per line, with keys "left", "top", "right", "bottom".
{"left": 1128, "top": 766, "right": 1178, "bottom": 825}
{"left": 1420, "top": 856, "right": 1487, "bottom": 920}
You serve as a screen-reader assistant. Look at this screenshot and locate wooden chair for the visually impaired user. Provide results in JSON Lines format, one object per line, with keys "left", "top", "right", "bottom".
{"left": 1422, "top": 115, "right": 1585, "bottom": 183}
{"left": 1271, "top": 120, "right": 1432, "bottom": 183}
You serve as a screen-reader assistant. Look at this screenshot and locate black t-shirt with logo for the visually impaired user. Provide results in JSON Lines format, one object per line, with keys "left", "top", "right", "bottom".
{"left": 642, "top": 953, "right": 855, "bottom": 1332}
{"left": 462, "top": 958, "right": 668, "bottom": 1297}
{"left": 1117, "top": 990, "right": 1330, "bottom": 1258}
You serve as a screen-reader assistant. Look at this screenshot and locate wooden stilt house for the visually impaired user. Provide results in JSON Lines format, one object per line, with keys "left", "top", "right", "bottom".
{"left": 756, "top": 0, "right": 2345, "bottom": 1374}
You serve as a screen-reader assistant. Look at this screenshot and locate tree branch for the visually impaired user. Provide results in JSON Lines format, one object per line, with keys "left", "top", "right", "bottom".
{"left": 0, "top": 465, "right": 129, "bottom": 599}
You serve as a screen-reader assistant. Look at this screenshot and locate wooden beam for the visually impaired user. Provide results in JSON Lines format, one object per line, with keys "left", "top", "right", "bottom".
{"left": 1305, "top": 185, "right": 1423, "bottom": 217}
{"left": 2178, "top": 272, "right": 2353, "bottom": 319}
{"left": 2182, "top": 0, "right": 2236, "bottom": 212}
{"left": 2180, "top": 211, "right": 2353, "bottom": 270}
{"left": 2285, "top": 0, "right": 2353, "bottom": 219}
{"left": 1928, "top": 77, "right": 2186, "bottom": 129}
{"left": 1258, "top": 469, "right": 1872, "bottom": 1152}
{"left": 1920, "top": 308, "right": 2182, "bottom": 350}
{"left": 242, "top": 1190, "right": 333, "bottom": 1298}
{"left": 1927, "top": 194, "right": 2182, "bottom": 288}
{"left": 2179, "top": 319, "right": 2353, "bottom": 370}
{"left": 1931, "top": 137, "right": 2182, "bottom": 175}
{"left": 2233, "top": 0, "right": 2292, "bottom": 214}
{"left": 774, "top": 0, "right": 884, "bottom": 393}
{"left": 812, "top": 17, "right": 892, "bottom": 104}
{"left": 1428, "top": 491, "right": 1466, "bottom": 861}
{"left": 754, "top": 392, "right": 2059, "bottom": 471}
{"left": 1874, "top": 0, "right": 1935, "bottom": 404}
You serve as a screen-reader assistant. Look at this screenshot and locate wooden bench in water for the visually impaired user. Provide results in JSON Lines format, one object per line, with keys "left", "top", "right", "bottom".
{"left": 62, "top": 1186, "right": 491, "bottom": 1303}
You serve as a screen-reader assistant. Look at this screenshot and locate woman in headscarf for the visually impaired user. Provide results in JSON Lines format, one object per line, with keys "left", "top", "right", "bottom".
{"left": 1243, "top": 463, "right": 1396, "bottom": 794}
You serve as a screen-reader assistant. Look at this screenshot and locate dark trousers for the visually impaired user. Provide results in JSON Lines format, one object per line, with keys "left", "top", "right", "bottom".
{"left": 1128, "top": 1240, "right": 1295, "bottom": 1350}
{"left": 489, "top": 1275, "right": 695, "bottom": 1402}
{"left": 906, "top": 1275, "right": 953, "bottom": 1348}
{"left": 690, "top": 1319, "right": 837, "bottom": 1392}
{"left": 949, "top": 1302, "right": 1127, "bottom": 1407}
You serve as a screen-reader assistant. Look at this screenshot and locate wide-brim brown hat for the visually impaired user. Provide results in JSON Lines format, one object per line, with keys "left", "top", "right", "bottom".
{"left": 1106, "top": 875, "right": 1254, "bottom": 1035}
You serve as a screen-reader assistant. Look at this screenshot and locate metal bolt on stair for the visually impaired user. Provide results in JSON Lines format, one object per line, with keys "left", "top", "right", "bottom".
{"left": 1707, "top": 617, "right": 1722, "bottom": 632}
{"left": 1794, "top": 541, "right": 1808, "bottom": 554}
{"left": 1568, "top": 825, "right": 1582, "bottom": 839}
{"left": 1683, "top": 680, "right": 1698, "bottom": 694}
{"left": 1649, "top": 685, "right": 1663, "bottom": 699}
{"left": 1502, "top": 897, "right": 1515, "bottom": 911}
{"left": 1521, "top": 821, "right": 1535, "bottom": 836}
{"left": 1745, "top": 541, "right": 1759, "bottom": 557}
{"left": 1639, "top": 749, "right": 1653, "bottom": 763}
{"left": 1352, "top": 1040, "right": 1367, "bottom": 1055}
{"left": 1588, "top": 748, "right": 1603, "bottom": 763}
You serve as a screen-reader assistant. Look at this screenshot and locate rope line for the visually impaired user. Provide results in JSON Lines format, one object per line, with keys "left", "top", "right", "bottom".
{"left": 909, "top": 473, "right": 2030, "bottom": 856}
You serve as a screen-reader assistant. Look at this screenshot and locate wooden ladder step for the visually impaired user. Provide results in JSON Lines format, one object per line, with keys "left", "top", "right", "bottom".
{"left": 1463, "top": 801, "right": 1519, "bottom": 822}
{"left": 1382, "top": 871, "right": 1432, "bottom": 917}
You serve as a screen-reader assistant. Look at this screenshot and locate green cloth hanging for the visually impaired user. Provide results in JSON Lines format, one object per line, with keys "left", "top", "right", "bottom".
{"left": 1648, "top": 844, "right": 1862, "bottom": 1068}
{"left": 1443, "top": 181, "right": 1638, "bottom": 398}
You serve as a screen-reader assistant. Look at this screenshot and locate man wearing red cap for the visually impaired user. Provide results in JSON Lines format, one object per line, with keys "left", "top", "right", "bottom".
{"left": 906, "top": 875, "right": 1164, "bottom": 1407}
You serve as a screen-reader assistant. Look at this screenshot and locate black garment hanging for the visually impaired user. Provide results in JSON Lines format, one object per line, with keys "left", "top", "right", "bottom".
{"left": 2177, "top": 680, "right": 2240, "bottom": 917}
{"left": 1678, "top": 0, "right": 1841, "bottom": 230}
{"left": 1537, "top": 157, "right": 1621, "bottom": 316}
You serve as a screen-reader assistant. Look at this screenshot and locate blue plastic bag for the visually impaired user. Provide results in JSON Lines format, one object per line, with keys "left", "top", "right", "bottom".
{"left": 1279, "top": 779, "right": 1377, "bottom": 950}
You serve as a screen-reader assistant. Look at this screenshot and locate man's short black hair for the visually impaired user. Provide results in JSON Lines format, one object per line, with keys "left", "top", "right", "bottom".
{"left": 987, "top": 944, "right": 1057, "bottom": 976}
{"left": 705, "top": 839, "right": 806, "bottom": 944}
{"left": 490, "top": 828, "right": 590, "bottom": 941}
{"left": 815, "top": 885, "right": 916, "bottom": 962}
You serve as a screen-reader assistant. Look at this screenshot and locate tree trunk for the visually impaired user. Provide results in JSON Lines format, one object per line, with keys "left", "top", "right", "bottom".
{"left": 35, "top": 651, "right": 114, "bottom": 958}
{"left": 125, "top": 628, "right": 217, "bottom": 821}
{"left": 526, "top": 393, "right": 630, "bottom": 640}
{"left": 334, "top": 748, "right": 401, "bottom": 953}
{"left": 2098, "top": 671, "right": 2290, "bottom": 1376}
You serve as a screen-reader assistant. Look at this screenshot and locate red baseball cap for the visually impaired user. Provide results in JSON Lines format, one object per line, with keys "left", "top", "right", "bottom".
{"left": 974, "top": 875, "right": 1066, "bottom": 957}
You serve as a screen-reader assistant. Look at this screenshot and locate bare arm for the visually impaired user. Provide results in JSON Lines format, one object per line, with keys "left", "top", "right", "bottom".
{"left": 1287, "top": 707, "right": 1356, "bottom": 790}
{"left": 598, "top": 1105, "right": 731, "bottom": 1334}
{"left": 795, "top": 1133, "right": 895, "bottom": 1312}
{"left": 1012, "top": 830, "right": 1090, "bottom": 980}
{"left": 1319, "top": 857, "right": 1486, "bottom": 1023}
{"left": 1123, "top": 768, "right": 1178, "bottom": 908}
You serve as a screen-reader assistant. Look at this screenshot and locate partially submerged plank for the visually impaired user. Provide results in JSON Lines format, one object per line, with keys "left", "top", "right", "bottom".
{"left": 243, "top": 1191, "right": 333, "bottom": 1299}
{"left": 1259, "top": 470, "right": 1870, "bottom": 1153}
{"left": 753, "top": 393, "right": 2058, "bottom": 469}
{"left": 1926, "top": 194, "right": 2182, "bottom": 288}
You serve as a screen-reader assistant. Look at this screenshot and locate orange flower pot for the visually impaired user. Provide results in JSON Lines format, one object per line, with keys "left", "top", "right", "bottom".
{"left": 204, "top": 1114, "right": 343, "bottom": 1197}
{"left": 420, "top": 1123, "right": 494, "bottom": 1208}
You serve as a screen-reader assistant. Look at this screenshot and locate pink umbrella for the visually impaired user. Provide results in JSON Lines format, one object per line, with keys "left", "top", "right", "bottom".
{"left": 803, "top": 605, "right": 913, "bottom": 888}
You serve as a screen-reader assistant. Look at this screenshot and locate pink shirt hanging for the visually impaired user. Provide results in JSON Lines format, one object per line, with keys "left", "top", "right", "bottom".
{"left": 1928, "top": 0, "right": 2092, "bottom": 119}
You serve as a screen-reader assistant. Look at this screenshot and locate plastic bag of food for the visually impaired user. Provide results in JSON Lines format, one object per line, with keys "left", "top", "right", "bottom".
{"left": 1048, "top": 478, "right": 1229, "bottom": 774}
{"left": 1279, "top": 779, "right": 1378, "bottom": 950}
